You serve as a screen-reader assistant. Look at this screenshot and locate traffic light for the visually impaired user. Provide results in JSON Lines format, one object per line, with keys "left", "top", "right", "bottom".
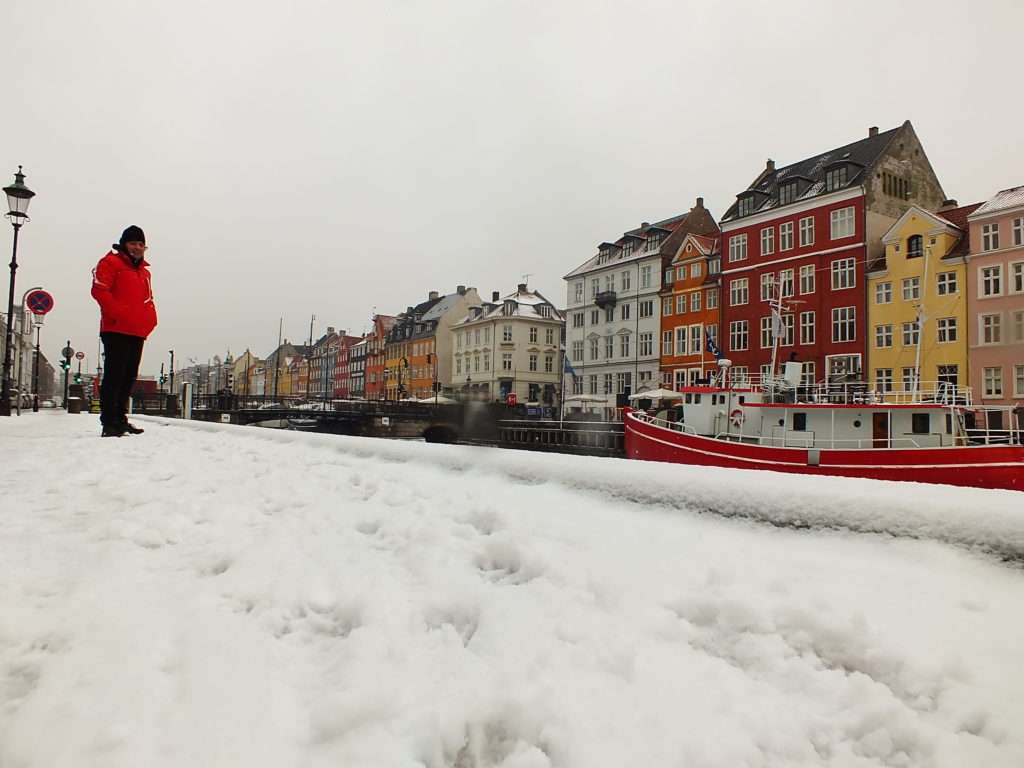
{"left": 74, "top": 373, "right": 82, "bottom": 384}
{"left": 60, "top": 359, "right": 70, "bottom": 372}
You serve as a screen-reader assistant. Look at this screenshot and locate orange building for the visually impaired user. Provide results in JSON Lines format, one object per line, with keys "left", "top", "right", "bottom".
{"left": 660, "top": 233, "right": 722, "bottom": 389}
{"left": 364, "top": 314, "right": 396, "bottom": 400}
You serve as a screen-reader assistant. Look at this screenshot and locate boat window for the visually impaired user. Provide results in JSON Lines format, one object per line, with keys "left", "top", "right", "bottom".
{"left": 793, "top": 413, "right": 807, "bottom": 431}
{"left": 945, "top": 413, "right": 952, "bottom": 433}
{"left": 685, "top": 393, "right": 692, "bottom": 404}
{"left": 853, "top": 419, "right": 861, "bottom": 428}
{"left": 739, "top": 396, "right": 746, "bottom": 404}
{"left": 912, "top": 413, "right": 930, "bottom": 434}
{"left": 694, "top": 394, "right": 701, "bottom": 404}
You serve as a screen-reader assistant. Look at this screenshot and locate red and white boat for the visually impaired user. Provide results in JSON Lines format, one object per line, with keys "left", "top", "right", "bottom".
{"left": 624, "top": 363, "right": 1024, "bottom": 491}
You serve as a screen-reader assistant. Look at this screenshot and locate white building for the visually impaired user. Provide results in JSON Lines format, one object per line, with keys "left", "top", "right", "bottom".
{"left": 451, "top": 284, "right": 564, "bottom": 406}
{"left": 563, "top": 199, "right": 719, "bottom": 417}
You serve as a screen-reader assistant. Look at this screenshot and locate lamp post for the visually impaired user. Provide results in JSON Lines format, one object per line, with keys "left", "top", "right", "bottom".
{"left": 1, "top": 167, "right": 35, "bottom": 417}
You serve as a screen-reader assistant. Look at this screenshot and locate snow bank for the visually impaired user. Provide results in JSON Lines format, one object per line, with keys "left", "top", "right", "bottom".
{"left": 1, "top": 413, "right": 1022, "bottom": 767}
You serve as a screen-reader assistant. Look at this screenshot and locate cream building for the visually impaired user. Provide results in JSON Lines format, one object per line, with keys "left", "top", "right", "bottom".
{"left": 451, "top": 284, "right": 564, "bottom": 405}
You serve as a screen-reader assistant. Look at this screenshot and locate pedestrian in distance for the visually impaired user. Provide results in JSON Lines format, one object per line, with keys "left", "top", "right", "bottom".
{"left": 91, "top": 225, "right": 158, "bottom": 437}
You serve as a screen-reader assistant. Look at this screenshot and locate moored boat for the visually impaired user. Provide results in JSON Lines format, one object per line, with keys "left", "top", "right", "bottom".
{"left": 624, "top": 362, "right": 1024, "bottom": 491}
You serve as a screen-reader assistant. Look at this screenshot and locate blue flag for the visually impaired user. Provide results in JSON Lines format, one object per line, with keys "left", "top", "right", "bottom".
{"left": 706, "top": 334, "right": 722, "bottom": 359}
{"left": 563, "top": 355, "right": 577, "bottom": 377}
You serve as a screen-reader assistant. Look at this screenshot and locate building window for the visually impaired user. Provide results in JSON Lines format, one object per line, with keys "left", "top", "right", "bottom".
{"left": 778, "top": 269, "right": 794, "bottom": 298}
{"left": 875, "top": 368, "right": 893, "bottom": 392}
{"left": 689, "top": 325, "right": 702, "bottom": 354}
{"left": 760, "top": 316, "right": 773, "bottom": 349}
{"left": 799, "top": 264, "right": 815, "bottom": 294}
{"left": 901, "top": 367, "right": 916, "bottom": 391}
{"left": 707, "top": 289, "right": 718, "bottom": 309}
{"left": 621, "top": 271, "right": 631, "bottom": 290}
{"left": 620, "top": 335, "right": 630, "bottom": 358}
{"left": 730, "top": 278, "right": 749, "bottom": 306}
{"left": 640, "top": 265, "right": 652, "bottom": 288}
{"left": 665, "top": 269, "right": 674, "bottom": 285}
{"left": 825, "top": 166, "right": 848, "bottom": 192}
{"left": 738, "top": 196, "right": 757, "bottom": 217}
{"left": 639, "top": 300, "right": 654, "bottom": 318}
{"left": 639, "top": 332, "right": 653, "bottom": 356}
{"left": 937, "top": 365, "right": 958, "bottom": 388}
{"left": 603, "top": 373, "right": 613, "bottom": 394}
{"left": 590, "top": 278, "right": 599, "bottom": 298}
{"left": 672, "top": 294, "right": 683, "bottom": 314}
{"left": 831, "top": 306, "right": 855, "bottom": 343}
{"left": 572, "top": 340, "right": 583, "bottom": 361}
{"left": 760, "top": 272, "right": 775, "bottom": 302}
{"left": 937, "top": 317, "right": 957, "bottom": 343}
{"left": 588, "top": 374, "right": 598, "bottom": 394}
{"left": 982, "top": 223, "right": 999, "bottom": 252}
{"left": 529, "top": 326, "right": 538, "bottom": 343}
{"left": 801, "top": 361, "right": 816, "bottom": 386}
{"left": 729, "top": 234, "right": 748, "bottom": 262}
{"left": 574, "top": 282, "right": 584, "bottom": 303}
{"left": 830, "top": 206, "right": 855, "bottom": 239}
{"left": 663, "top": 297, "right": 673, "bottom": 316}
{"left": 604, "top": 336, "right": 614, "bottom": 359}
{"left": 906, "top": 234, "right": 924, "bottom": 259}
{"left": 621, "top": 302, "right": 631, "bottom": 320}
{"left": 572, "top": 312, "right": 583, "bottom": 328}
{"left": 1011, "top": 262, "right": 1023, "bottom": 294}
{"left": 981, "top": 313, "right": 1001, "bottom": 344}
{"left": 902, "top": 277, "right": 920, "bottom": 301}
{"left": 831, "top": 257, "right": 855, "bottom": 290}
{"left": 676, "top": 266, "right": 686, "bottom": 281}
{"left": 1015, "top": 364, "right": 1024, "bottom": 397}
{"left": 691, "top": 292, "right": 701, "bottom": 312}
{"left": 502, "top": 353, "right": 512, "bottom": 371}
{"left": 875, "top": 281, "right": 892, "bottom": 304}
{"left": 981, "top": 265, "right": 1002, "bottom": 296}
{"left": 936, "top": 271, "right": 958, "bottom": 295}
{"left": 799, "top": 216, "right": 814, "bottom": 247}
{"left": 455, "top": 357, "right": 462, "bottom": 375}
{"left": 983, "top": 367, "right": 1003, "bottom": 397}
{"left": 709, "top": 258, "right": 721, "bottom": 275}
{"left": 503, "top": 325, "right": 513, "bottom": 342}
{"left": 1014, "top": 310, "right": 1024, "bottom": 343}
{"left": 528, "top": 354, "right": 538, "bottom": 372}
{"left": 662, "top": 330, "right": 672, "bottom": 355}
{"left": 571, "top": 375, "right": 583, "bottom": 395}
{"left": 875, "top": 324, "right": 893, "bottom": 348}
{"left": 729, "top": 320, "right": 749, "bottom": 351}
{"left": 779, "top": 222, "right": 794, "bottom": 250}
{"left": 675, "top": 326, "right": 686, "bottom": 356}
{"left": 902, "top": 320, "right": 920, "bottom": 346}
{"left": 589, "top": 337, "right": 599, "bottom": 360}
{"left": 546, "top": 328, "right": 554, "bottom": 345}
{"left": 691, "top": 263, "right": 702, "bottom": 279}
{"left": 544, "top": 354, "right": 554, "bottom": 373}
{"left": 761, "top": 227, "right": 774, "bottom": 255}
{"left": 800, "top": 311, "right": 815, "bottom": 345}
{"left": 779, "top": 182, "right": 798, "bottom": 205}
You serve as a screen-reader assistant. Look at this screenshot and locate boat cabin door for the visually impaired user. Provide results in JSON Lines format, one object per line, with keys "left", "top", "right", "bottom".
{"left": 872, "top": 412, "right": 889, "bottom": 448}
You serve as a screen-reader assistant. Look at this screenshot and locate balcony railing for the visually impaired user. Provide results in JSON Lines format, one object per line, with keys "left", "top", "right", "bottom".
{"left": 594, "top": 290, "right": 617, "bottom": 309}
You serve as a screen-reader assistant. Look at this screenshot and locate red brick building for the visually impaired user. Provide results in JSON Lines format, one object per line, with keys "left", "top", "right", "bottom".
{"left": 718, "top": 122, "right": 945, "bottom": 385}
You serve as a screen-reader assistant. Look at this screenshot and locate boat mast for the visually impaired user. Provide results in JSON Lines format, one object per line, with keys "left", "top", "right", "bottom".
{"left": 912, "top": 245, "right": 931, "bottom": 400}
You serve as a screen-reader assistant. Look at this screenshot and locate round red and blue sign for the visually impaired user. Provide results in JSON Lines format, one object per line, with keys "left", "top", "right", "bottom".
{"left": 26, "top": 289, "right": 54, "bottom": 315}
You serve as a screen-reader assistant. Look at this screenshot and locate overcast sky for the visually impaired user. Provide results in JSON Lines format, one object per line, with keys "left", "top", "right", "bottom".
{"left": 3, "top": 0, "right": 1022, "bottom": 376}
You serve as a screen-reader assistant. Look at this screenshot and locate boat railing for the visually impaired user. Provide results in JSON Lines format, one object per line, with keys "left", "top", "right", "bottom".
{"left": 629, "top": 410, "right": 699, "bottom": 435}
{"left": 786, "top": 381, "right": 973, "bottom": 407}
{"left": 755, "top": 429, "right": 931, "bottom": 449}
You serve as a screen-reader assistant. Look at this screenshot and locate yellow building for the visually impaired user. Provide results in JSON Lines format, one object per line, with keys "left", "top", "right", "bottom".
{"left": 868, "top": 204, "right": 973, "bottom": 397}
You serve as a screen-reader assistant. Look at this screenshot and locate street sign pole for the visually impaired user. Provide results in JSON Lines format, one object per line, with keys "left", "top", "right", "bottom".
{"left": 62, "top": 340, "right": 72, "bottom": 410}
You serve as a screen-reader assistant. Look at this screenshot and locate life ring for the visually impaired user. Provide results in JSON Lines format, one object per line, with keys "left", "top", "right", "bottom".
{"left": 729, "top": 408, "right": 745, "bottom": 428}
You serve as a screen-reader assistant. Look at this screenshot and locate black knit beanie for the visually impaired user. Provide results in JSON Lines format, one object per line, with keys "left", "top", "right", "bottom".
{"left": 119, "top": 225, "right": 146, "bottom": 247}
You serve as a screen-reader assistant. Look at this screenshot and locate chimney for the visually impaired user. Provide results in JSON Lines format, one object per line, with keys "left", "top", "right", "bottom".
{"left": 766, "top": 159, "right": 775, "bottom": 173}
{"left": 457, "top": 284, "right": 466, "bottom": 295}
{"left": 428, "top": 290, "right": 439, "bottom": 301}
{"left": 492, "top": 291, "right": 500, "bottom": 302}
{"left": 641, "top": 221, "right": 650, "bottom": 228}
{"left": 938, "top": 198, "right": 959, "bottom": 212}
{"left": 869, "top": 126, "right": 879, "bottom": 137}
{"left": 327, "top": 326, "right": 335, "bottom": 334}
{"left": 517, "top": 282, "right": 527, "bottom": 293}
{"left": 407, "top": 306, "right": 414, "bottom": 314}
{"left": 695, "top": 196, "right": 704, "bottom": 208}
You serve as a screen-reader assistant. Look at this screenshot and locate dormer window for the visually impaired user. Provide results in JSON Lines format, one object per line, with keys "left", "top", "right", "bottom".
{"left": 538, "top": 305, "right": 552, "bottom": 318}
{"left": 622, "top": 241, "right": 634, "bottom": 257}
{"left": 737, "top": 195, "right": 758, "bottom": 217}
{"left": 647, "top": 232, "right": 663, "bottom": 251}
{"left": 825, "top": 165, "right": 848, "bottom": 192}
{"left": 503, "top": 300, "right": 516, "bottom": 315}
{"left": 779, "top": 181, "right": 799, "bottom": 206}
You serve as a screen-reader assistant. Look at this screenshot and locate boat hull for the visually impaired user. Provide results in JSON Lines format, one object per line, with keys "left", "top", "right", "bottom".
{"left": 624, "top": 412, "right": 1024, "bottom": 491}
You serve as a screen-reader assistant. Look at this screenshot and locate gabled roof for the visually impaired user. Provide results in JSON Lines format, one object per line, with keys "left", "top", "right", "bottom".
{"left": 969, "top": 185, "right": 1024, "bottom": 219}
{"left": 454, "top": 286, "right": 563, "bottom": 326}
{"left": 935, "top": 202, "right": 983, "bottom": 259}
{"left": 671, "top": 233, "right": 720, "bottom": 263}
{"left": 881, "top": 205, "right": 961, "bottom": 244}
{"left": 722, "top": 124, "right": 905, "bottom": 223}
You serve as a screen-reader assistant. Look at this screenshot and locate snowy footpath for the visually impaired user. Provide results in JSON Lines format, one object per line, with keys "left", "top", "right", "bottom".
{"left": 1, "top": 412, "right": 1023, "bottom": 768}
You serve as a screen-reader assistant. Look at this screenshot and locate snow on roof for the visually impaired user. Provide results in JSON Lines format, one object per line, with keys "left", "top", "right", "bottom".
{"left": 971, "top": 185, "right": 1024, "bottom": 218}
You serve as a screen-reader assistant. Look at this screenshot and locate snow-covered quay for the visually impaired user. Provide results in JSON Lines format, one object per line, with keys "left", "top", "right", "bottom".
{"left": 2, "top": 413, "right": 1023, "bottom": 767}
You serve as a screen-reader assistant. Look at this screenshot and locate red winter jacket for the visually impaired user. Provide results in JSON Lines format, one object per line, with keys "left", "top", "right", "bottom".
{"left": 91, "top": 250, "right": 158, "bottom": 339}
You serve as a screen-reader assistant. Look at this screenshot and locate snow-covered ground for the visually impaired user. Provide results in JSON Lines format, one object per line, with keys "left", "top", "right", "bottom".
{"left": 2, "top": 412, "right": 1023, "bottom": 768}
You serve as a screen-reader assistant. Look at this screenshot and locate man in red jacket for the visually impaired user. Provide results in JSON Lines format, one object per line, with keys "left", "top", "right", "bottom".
{"left": 91, "top": 225, "right": 158, "bottom": 436}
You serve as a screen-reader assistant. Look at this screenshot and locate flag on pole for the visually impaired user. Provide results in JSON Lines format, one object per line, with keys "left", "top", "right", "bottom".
{"left": 563, "top": 355, "right": 577, "bottom": 377}
{"left": 706, "top": 334, "right": 722, "bottom": 359}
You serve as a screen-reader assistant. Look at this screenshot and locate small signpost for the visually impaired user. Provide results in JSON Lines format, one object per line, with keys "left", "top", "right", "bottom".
{"left": 26, "top": 289, "right": 54, "bottom": 316}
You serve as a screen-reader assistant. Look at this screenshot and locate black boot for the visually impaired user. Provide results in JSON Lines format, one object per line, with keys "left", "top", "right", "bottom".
{"left": 102, "top": 423, "right": 126, "bottom": 437}
{"left": 122, "top": 421, "right": 144, "bottom": 435}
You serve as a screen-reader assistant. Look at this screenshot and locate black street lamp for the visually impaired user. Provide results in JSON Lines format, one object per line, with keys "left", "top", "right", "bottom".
{"left": 1, "top": 167, "right": 35, "bottom": 417}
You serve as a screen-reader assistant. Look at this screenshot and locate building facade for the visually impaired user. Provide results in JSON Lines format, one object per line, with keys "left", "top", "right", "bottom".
{"left": 718, "top": 122, "right": 945, "bottom": 386}
{"left": 659, "top": 233, "right": 722, "bottom": 388}
{"left": 966, "top": 187, "right": 1024, "bottom": 408}
{"left": 564, "top": 197, "right": 718, "bottom": 415}
{"left": 365, "top": 315, "right": 395, "bottom": 401}
{"left": 451, "top": 284, "right": 563, "bottom": 404}
{"left": 868, "top": 203, "right": 977, "bottom": 396}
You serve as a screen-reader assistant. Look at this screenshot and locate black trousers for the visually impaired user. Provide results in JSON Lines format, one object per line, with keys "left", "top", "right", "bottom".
{"left": 100, "top": 332, "right": 145, "bottom": 426}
